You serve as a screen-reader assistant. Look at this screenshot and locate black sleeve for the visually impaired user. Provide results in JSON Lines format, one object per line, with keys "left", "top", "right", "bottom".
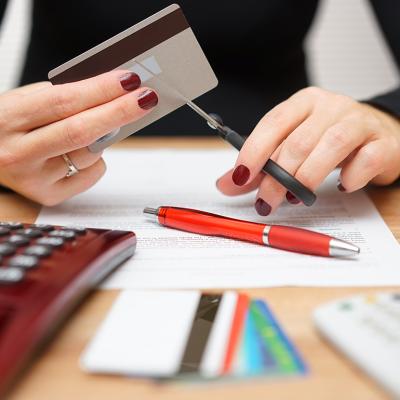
{"left": 364, "top": 0, "right": 400, "bottom": 118}
{"left": 0, "top": 1, "right": 8, "bottom": 24}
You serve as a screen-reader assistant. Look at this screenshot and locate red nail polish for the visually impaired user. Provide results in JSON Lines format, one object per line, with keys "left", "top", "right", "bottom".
{"left": 337, "top": 182, "right": 346, "bottom": 192}
{"left": 138, "top": 89, "right": 158, "bottom": 110}
{"left": 232, "top": 165, "right": 250, "bottom": 186}
{"left": 255, "top": 198, "right": 272, "bottom": 216}
{"left": 286, "top": 191, "right": 301, "bottom": 204}
{"left": 120, "top": 72, "right": 141, "bottom": 91}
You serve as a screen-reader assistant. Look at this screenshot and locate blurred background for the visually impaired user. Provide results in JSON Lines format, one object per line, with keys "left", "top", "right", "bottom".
{"left": 0, "top": 0, "right": 398, "bottom": 99}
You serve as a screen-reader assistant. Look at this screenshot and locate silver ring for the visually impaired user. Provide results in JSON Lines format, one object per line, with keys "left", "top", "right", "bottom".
{"left": 61, "top": 153, "right": 79, "bottom": 177}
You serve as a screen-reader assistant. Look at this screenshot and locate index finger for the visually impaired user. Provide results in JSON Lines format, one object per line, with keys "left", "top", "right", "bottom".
{"left": 232, "top": 91, "right": 313, "bottom": 186}
{"left": 9, "top": 70, "right": 141, "bottom": 131}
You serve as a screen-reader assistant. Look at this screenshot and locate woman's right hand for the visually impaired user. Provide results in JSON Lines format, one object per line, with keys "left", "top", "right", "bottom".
{"left": 0, "top": 70, "right": 158, "bottom": 205}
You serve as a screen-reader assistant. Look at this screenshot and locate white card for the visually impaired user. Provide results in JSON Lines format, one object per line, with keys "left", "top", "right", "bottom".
{"left": 81, "top": 290, "right": 201, "bottom": 377}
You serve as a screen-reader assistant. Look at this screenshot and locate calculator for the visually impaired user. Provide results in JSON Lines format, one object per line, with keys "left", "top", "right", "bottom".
{"left": 314, "top": 292, "right": 400, "bottom": 399}
{"left": 0, "top": 221, "right": 136, "bottom": 396}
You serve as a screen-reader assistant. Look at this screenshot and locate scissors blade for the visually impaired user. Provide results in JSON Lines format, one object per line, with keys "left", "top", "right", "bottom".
{"left": 134, "top": 60, "right": 224, "bottom": 131}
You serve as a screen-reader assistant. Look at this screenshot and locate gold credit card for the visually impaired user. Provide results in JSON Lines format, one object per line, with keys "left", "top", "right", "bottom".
{"left": 48, "top": 4, "right": 218, "bottom": 152}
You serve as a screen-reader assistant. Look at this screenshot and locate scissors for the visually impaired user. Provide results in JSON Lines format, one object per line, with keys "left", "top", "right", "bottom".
{"left": 136, "top": 61, "right": 317, "bottom": 206}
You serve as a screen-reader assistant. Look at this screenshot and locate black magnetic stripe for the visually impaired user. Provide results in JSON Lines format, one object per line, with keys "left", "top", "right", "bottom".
{"left": 178, "top": 294, "right": 222, "bottom": 374}
{"left": 50, "top": 8, "right": 189, "bottom": 85}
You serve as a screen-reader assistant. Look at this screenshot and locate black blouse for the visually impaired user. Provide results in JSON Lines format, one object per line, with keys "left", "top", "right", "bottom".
{"left": 1, "top": 0, "right": 399, "bottom": 136}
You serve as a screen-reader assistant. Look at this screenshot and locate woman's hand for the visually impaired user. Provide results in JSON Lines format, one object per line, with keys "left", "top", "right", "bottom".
{"left": 0, "top": 70, "right": 158, "bottom": 205}
{"left": 216, "top": 87, "right": 400, "bottom": 215}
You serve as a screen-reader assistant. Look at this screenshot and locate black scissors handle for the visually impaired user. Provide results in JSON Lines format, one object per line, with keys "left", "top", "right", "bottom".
{"left": 210, "top": 115, "right": 317, "bottom": 207}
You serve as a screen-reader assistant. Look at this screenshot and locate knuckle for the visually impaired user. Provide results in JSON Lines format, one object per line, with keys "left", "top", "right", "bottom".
{"left": 0, "top": 105, "right": 10, "bottom": 131}
{"left": 362, "top": 147, "right": 384, "bottom": 170}
{"left": 0, "top": 149, "right": 21, "bottom": 168}
{"left": 325, "top": 125, "right": 350, "bottom": 149}
{"left": 50, "top": 89, "right": 77, "bottom": 119}
{"left": 114, "top": 99, "right": 136, "bottom": 124}
{"left": 303, "top": 86, "right": 326, "bottom": 99}
{"left": 264, "top": 104, "right": 287, "bottom": 129}
{"left": 284, "top": 135, "right": 313, "bottom": 159}
{"left": 63, "top": 116, "right": 89, "bottom": 147}
{"left": 334, "top": 92, "right": 353, "bottom": 105}
{"left": 365, "top": 112, "right": 383, "bottom": 133}
{"left": 94, "top": 79, "right": 115, "bottom": 102}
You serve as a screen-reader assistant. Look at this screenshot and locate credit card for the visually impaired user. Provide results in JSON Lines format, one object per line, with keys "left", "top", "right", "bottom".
{"left": 252, "top": 300, "right": 308, "bottom": 375}
{"left": 222, "top": 293, "right": 249, "bottom": 375}
{"left": 81, "top": 290, "right": 236, "bottom": 378}
{"left": 81, "top": 291, "right": 307, "bottom": 381}
{"left": 48, "top": 4, "right": 218, "bottom": 152}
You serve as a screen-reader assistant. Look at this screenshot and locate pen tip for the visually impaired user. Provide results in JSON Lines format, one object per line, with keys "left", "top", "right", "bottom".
{"left": 143, "top": 207, "right": 158, "bottom": 215}
{"left": 329, "top": 238, "right": 360, "bottom": 257}
{"left": 143, "top": 207, "right": 159, "bottom": 222}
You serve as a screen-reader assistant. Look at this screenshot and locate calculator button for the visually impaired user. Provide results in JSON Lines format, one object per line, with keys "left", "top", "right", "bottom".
{"left": 0, "top": 243, "right": 16, "bottom": 256}
{"left": 15, "top": 228, "right": 43, "bottom": 238}
{"left": 8, "top": 235, "right": 30, "bottom": 247}
{"left": 62, "top": 226, "right": 87, "bottom": 235}
{"left": 8, "top": 255, "right": 39, "bottom": 269}
{"left": 24, "top": 245, "right": 52, "bottom": 258}
{"left": 0, "top": 222, "right": 23, "bottom": 229}
{"left": 0, "top": 267, "right": 25, "bottom": 284}
{"left": 32, "top": 224, "right": 54, "bottom": 231}
{"left": 36, "top": 237, "right": 64, "bottom": 248}
{"left": 49, "top": 230, "right": 76, "bottom": 240}
{"left": 0, "top": 227, "right": 10, "bottom": 236}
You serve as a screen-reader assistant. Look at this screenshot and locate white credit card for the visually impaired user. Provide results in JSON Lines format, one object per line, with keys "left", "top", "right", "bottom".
{"left": 48, "top": 4, "right": 218, "bottom": 152}
{"left": 81, "top": 290, "right": 237, "bottom": 377}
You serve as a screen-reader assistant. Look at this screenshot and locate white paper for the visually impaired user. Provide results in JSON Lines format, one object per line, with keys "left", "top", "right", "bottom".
{"left": 37, "top": 148, "right": 400, "bottom": 288}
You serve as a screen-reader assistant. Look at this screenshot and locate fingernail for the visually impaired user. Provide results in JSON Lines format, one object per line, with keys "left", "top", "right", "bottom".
{"left": 120, "top": 72, "right": 141, "bottom": 91}
{"left": 337, "top": 182, "right": 346, "bottom": 192}
{"left": 255, "top": 198, "right": 272, "bottom": 216}
{"left": 138, "top": 89, "right": 158, "bottom": 110}
{"left": 286, "top": 191, "right": 301, "bottom": 204}
{"left": 232, "top": 165, "right": 250, "bottom": 186}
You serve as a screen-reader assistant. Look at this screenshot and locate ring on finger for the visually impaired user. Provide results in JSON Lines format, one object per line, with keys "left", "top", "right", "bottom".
{"left": 61, "top": 153, "right": 79, "bottom": 177}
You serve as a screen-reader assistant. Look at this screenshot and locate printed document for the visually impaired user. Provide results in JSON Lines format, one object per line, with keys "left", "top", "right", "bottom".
{"left": 37, "top": 149, "right": 400, "bottom": 288}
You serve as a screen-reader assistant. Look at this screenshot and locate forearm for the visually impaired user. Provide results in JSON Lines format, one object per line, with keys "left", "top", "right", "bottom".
{"left": 0, "top": 0, "right": 8, "bottom": 26}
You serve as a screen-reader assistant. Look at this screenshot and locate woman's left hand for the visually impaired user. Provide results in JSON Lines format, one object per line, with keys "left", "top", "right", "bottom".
{"left": 216, "top": 87, "right": 400, "bottom": 215}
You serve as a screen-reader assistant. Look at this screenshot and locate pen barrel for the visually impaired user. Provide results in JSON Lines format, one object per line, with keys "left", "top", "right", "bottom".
{"left": 158, "top": 207, "right": 265, "bottom": 244}
{"left": 268, "top": 225, "right": 330, "bottom": 256}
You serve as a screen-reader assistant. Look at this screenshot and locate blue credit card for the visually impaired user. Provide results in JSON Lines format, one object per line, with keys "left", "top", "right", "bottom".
{"left": 251, "top": 299, "right": 308, "bottom": 375}
{"left": 233, "top": 299, "right": 307, "bottom": 377}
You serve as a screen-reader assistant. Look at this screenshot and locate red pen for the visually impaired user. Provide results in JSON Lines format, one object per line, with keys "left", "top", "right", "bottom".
{"left": 143, "top": 206, "right": 359, "bottom": 258}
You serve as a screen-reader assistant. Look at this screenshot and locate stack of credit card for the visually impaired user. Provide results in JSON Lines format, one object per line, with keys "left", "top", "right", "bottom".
{"left": 81, "top": 291, "right": 307, "bottom": 380}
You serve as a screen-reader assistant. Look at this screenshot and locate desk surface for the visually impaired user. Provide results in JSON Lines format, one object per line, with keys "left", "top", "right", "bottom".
{"left": 3, "top": 137, "right": 399, "bottom": 400}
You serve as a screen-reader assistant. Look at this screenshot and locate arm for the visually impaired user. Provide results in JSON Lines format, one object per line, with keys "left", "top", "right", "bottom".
{"left": 365, "top": 0, "right": 400, "bottom": 117}
{"left": 0, "top": 0, "right": 9, "bottom": 25}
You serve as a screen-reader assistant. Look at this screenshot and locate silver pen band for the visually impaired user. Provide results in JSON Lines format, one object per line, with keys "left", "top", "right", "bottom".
{"left": 262, "top": 225, "right": 271, "bottom": 246}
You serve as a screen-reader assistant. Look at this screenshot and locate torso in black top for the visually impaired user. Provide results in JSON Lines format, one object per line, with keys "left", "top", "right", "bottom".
{"left": 2, "top": 0, "right": 399, "bottom": 135}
